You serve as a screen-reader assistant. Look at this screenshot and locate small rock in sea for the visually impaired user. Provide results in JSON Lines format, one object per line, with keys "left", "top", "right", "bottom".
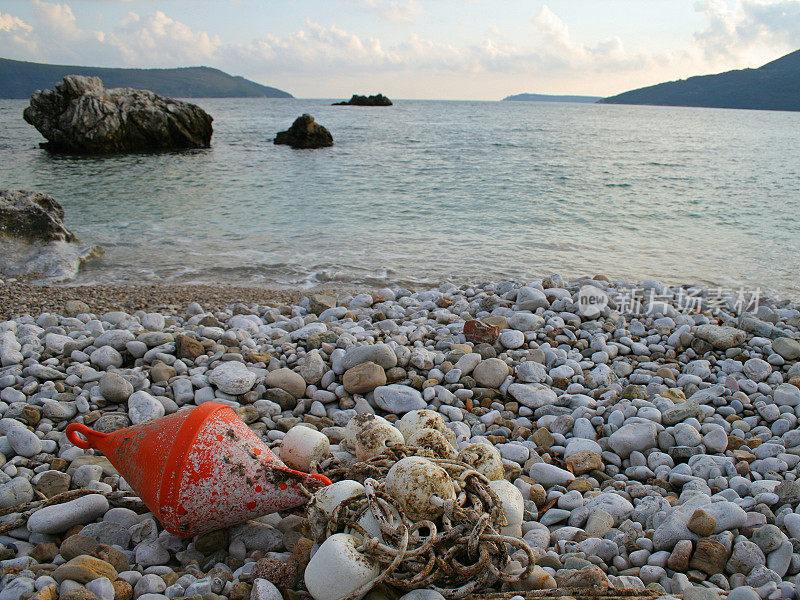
{"left": 332, "top": 93, "right": 393, "bottom": 106}
{"left": 274, "top": 114, "right": 333, "bottom": 149}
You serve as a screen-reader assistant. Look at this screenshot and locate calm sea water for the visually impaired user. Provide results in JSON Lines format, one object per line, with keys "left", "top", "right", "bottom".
{"left": 1, "top": 98, "right": 799, "bottom": 297}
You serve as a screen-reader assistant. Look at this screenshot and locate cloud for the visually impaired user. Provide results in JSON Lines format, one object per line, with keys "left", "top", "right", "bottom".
{"left": 106, "top": 10, "right": 222, "bottom": 64}
{"left": 693, "top": 0, "right": 800, "bottom": 64}
{"left": 0, "top": 12, "right": 32, "bottom": 32}
{"left": 1, "top": 0, "right": 799, "bottom": 98}
{"left": 346, "top": 0, "right": 423, "bottom": 23}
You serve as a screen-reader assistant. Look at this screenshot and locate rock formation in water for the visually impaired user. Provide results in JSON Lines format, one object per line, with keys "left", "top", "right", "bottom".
{"left": 0, "top": 189, "right": 101, "bottom": 281}
{"left": 332, "top": 93, "right": 393, "bottom": 106}
{"left": 23, "top": 75, "right": 214, "bottom": 154}
{"left": 274, "top": 114, "right": 333, "bottom": 149}
{"left": 0, "top": 190, "right": 77, "bottom": 244}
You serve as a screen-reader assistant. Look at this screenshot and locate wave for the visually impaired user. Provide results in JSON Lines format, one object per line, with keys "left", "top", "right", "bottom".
{"left": 0, "top": 240, "right": 104, "bottom": 282}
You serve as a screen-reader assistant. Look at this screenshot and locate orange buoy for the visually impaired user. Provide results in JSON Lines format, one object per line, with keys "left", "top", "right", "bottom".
{"left": 66, "top": 401, "right": 331, "bottom": 537}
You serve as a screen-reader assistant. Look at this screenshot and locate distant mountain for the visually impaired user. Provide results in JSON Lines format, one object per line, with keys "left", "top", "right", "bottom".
{"left": 0, "top": 58, "right": 293, "bottom": 99}
{"left": 503, "top": 93, "right": 601, "bottom": 103}
{"left": 599, "top": 49, "right": 800, "bottom": 112}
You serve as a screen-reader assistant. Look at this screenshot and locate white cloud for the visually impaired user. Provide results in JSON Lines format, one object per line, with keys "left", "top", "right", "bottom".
{"left": 346, "top": 0, "right": 423, "bottom": 23}
{"left": 106, "top": 10, "right": 222, "bottom": 64}
{"left": 693, "top": 0, "right": 800, "bottom": 65}
{"left": 0, "top": 12, "right": 32, "bottom": 32}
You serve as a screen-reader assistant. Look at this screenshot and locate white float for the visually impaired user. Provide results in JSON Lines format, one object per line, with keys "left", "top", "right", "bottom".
{"left": 304, "top": 533, "right": 380, "bottom": 600}
{"left": 352, "top": 417, "right": 404, "bottom": 461}
{"left": 396, "top": 409, "right": 454, "bottom": 443}
{"left": 313, "top": 479, "right": 365, "bottom": 517}
{"left": 457, "top": 443, "right": 505, "bottom": 480}
{"left": 280, "top": 425, "right": 330, "bottom": 472}
{"left": 405, "top": 428, "right": 457, "bottom": 459}
{"left": 489, "top": 478, "right": 524, "bottom": 537}
{"left": 385, "top": 456, "right": 456, "bottom": 521}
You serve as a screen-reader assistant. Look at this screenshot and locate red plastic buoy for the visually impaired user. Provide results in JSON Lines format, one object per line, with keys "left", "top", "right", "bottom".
{"left": 66, "top": 401, "right": 331, "bottom": 536}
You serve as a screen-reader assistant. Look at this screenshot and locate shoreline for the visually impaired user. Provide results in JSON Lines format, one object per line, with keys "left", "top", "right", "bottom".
{"left": 0, "top": 280, "right": 359, "bottom": 319}
{"left": 0, "top": 275, "right": 792, "bottom": 320}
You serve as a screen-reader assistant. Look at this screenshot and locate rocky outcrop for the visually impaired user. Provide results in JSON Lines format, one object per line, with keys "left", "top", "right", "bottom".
{"left": 332, "top": 93, "right": 392, "bottom": 106}
{"left": 23, "top": 75, "right": 213, "bottom": 154}
{"left": 0, "top": 190, "right": 77, "bottom": 243}
{"left": 274, "top": 114, "right": 333, "bottom": 149}
{"left": 0, "top": 189, "right": 102, "bottom": 280}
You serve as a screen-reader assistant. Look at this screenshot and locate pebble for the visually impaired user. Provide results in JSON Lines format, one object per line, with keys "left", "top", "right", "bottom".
{"left": 0, "top": 278, "right": 798, "bottom": 600}
{"left": 208, "top": 361, "right": 256, "bottom": 395}
{"left": 0, "top": 476, "right": 34, "bottom": 507}
{"left": 7, "top": 425, "right": 43, "bottom": 457}
{"left": 373, "top": 384, "right": 426, "bottom": 414}
{"left": 27, "top": 493, "right": 109, "bottom": 533}
{"left": 99, "top": 372, "right": 133, "bottom": 403}
{"left": 127, "top": 391, "right": 166, "bottom": 424}
{"left": 472, "top": 358, "right": 510, "bottom": 389}
{"left": 528, "top": 462, "right": 575, "bottom": 487}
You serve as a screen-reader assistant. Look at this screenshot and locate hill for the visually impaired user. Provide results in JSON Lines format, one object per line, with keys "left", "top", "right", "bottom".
{"left": 503, "top": 93, "right": 600, "bottom": 103}
{"left": 0, "top": 58, "right": 293, "bottom": 99}
{"left": 599, "top": 49, "right": 800, "bottom": 112}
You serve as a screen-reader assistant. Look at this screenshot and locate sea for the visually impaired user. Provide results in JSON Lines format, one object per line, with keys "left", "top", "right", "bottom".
{"left": 1, "top": 98, "right": 799, "bottom": 299}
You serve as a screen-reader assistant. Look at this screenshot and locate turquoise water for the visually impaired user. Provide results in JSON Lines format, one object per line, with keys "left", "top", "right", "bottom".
{"left": 1, "top": 98, "right": 799, "bottom": 297}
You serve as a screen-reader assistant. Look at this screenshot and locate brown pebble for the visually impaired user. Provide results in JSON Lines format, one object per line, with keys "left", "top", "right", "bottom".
{"left": 229, "top": 582, "right": 251, "bottom": 600}
{"left": 689, "top": 537, "right": 729, "bottom": 575}
{"left": 343, "top": 362, "right": 387, "bottom": 394}
{"left": 565, "top": 450, "right": 603, "bottom": 476}
{"left": 59, "top": 590, "right": 100, "bottom": 600}
{"left": 112, "top": 580, "right": 133, "bottom": 600}
{"left": 688, "top": 509, "right": 717, "bottom": 537}
{"left": 252, "top": 556, "right": 298, "bottom": 588}
{"left": 667, "top": 539, "right": 693, "bottom": 572}
{"left": 529, "top": 483, "right": 547, "bottom": 505}
{"left": 30, "top": 542, "right": 59, "bottom": 564}
{"left": 50, "top": 458, "right": 68, "bottom": 471}
{"left": 53, "top": 555, "right": 117, "bottom": 584}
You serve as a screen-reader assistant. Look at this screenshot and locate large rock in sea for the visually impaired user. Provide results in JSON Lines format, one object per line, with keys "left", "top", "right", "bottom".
{"left": 0, "top": 189, "right": 101, "bottom": 280}
{"left": 23, "top": 75, "right": 213, "bottom": 154}
{"left": 274, "top": 114, "right": 333, "bottom": 149}
{"left": 332, "top": 94, "right": 393, "bottom": 106}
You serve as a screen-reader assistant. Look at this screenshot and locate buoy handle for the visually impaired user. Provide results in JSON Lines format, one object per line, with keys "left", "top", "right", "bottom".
{"left": 306, "top": 473, "right": 333, "bottom": 487}
{"left": 66, "top": 423, "right": 107, "bottom": 450}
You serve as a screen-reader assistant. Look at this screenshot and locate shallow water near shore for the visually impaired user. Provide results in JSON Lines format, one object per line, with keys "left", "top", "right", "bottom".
{"left": 1, "top": 98, "right": 799, "bottom": 297}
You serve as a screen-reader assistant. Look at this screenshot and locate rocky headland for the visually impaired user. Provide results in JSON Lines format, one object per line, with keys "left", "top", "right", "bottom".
{"left": 23, "top": 75, "right": 213, "bottom": 154}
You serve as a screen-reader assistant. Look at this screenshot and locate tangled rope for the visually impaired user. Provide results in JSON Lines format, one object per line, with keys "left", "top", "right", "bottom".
{"left": 309, "top": 449, "right": 536, "bottom": 600}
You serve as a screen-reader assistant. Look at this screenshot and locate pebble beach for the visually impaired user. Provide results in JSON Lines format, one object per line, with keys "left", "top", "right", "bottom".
{"left": 2, "top": 275, "right": 800, "bottom": 600}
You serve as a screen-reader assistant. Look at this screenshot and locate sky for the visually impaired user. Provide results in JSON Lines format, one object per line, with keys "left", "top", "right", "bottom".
{"left": 1, "top": 0, "right": 799, "bottom": 100}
